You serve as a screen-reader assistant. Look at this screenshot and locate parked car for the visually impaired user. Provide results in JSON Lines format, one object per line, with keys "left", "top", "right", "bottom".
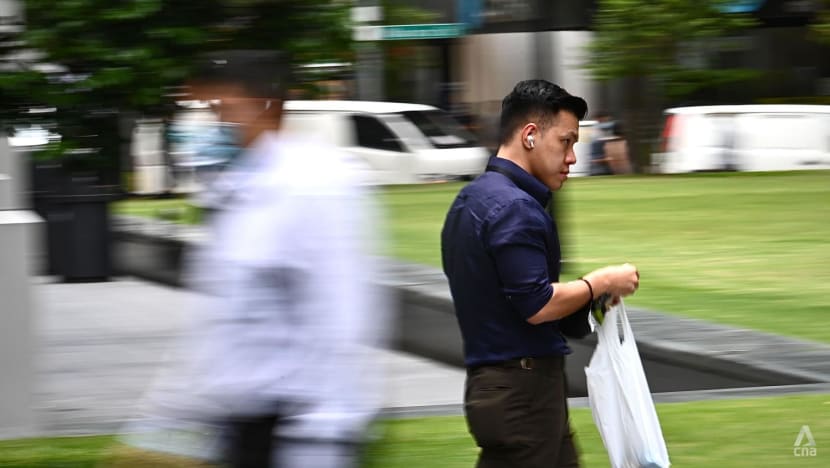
{"left": 280, "top": 100, "right": 489, "bottom": 184}
{"left": 653, "top": 105, "right": 830, "bottom": 173}
{"left": 167, "top": 100, "right": 595, "bottom": 187}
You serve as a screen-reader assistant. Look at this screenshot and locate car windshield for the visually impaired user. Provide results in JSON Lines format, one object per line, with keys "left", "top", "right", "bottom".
{"left": 400, "top": 110, "right": 477, "bottom": 149}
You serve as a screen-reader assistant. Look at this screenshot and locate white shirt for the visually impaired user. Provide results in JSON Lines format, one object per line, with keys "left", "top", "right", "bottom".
{"left": 182, "top": 131, "right": 389, "bottom": 438}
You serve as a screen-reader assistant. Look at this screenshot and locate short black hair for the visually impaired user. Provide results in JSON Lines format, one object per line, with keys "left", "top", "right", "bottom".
{"left": 499, "top": 80, "right": 587, "bottom": 145}
{"left": 192, "top": 50, "right": 292, "bottom": 100}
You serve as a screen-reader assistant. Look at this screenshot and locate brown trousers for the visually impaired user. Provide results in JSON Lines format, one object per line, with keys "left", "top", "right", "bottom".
{"left": 464, "top": 356, "right": 580, "bottom": 468}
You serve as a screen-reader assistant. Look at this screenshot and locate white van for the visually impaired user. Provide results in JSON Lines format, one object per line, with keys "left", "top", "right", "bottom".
{"left": 653, "top": 105, "right": 830, "bottom": 173}
{"left": 570, "top": 120, "right": 599, "bottom": 177}
{"left": 280, "top": 100, "right": 490, "bottom": 184}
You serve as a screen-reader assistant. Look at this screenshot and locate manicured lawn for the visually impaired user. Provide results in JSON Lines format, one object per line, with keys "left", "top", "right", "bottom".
{"left": 112, "top": 197, "right": 203, "bottom": 225}
{"left": 113, "top": 171, "right": 830, "bottom": 344}
{"left": 3, "top": 394, "right": 827, "bottom": 467}
{"left": 380, "top": 171, "right": 830, "bottom": 345}
{"left": 0, "top": 434, "right": 113, "bottom": 468}
{"left": 367, "top": 394, "right": 830, "bottom": 467}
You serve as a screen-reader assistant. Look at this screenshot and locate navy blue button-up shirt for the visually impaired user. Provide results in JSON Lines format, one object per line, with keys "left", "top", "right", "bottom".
{"left": 441, "top": 157, "right": 571, "bottom": 367}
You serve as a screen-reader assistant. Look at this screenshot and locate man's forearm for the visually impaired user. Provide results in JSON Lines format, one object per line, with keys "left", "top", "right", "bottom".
{"left": 526, "top": 280, "right": 593, "bottom": 325}
{"left": 525, "top": 264, "right": 638, "bottom": 325}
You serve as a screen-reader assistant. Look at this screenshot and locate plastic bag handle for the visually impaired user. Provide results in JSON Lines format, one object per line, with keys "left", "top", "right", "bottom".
{"left": 617, "top": 300, "right": 635, "bottom": 344}
{"left": 597, "top": 300, "right": 635, "bottom": 349}
{"left": 597, "top": 299, "right": 621, "bottom": 348}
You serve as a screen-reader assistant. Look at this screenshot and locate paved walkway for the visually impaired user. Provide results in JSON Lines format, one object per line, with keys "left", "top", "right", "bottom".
{"left": 26, "top": 275, "right": 830, "bottom": 437}
{"left": 32, "top": 277, "right": 465, "bottom": 436}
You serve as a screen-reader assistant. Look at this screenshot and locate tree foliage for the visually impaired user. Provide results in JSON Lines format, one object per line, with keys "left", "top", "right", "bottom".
{"left": 587, "top": 1, "right": 758, "bottom": 170}
{"left": 588, "top": 0, "right": 757, "bottom": 98}
{"left": 0, "top": 0, "right": 353, "bottom": 179}
{"left": 10, "top": 0, "right": 353, "bottom": 116}
{"left": 810, "top": 0, "right": 830, "bottom": 45}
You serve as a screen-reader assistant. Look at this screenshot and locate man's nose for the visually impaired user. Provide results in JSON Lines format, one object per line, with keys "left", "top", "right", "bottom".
{"left": 566, "top": 149, "right": 577, "bottom": 164}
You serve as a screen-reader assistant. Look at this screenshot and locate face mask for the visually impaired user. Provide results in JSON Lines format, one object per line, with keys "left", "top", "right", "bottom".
{"left": 198, "top": 122, "right": 244, "bottom": 167}
{"left": 169, "top": 120, "right": 244, "bottom": 168}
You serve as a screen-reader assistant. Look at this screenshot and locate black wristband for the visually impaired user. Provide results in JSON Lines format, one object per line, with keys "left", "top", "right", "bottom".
{"left": 579, "top": 278, "right": 594, "bottom": 308}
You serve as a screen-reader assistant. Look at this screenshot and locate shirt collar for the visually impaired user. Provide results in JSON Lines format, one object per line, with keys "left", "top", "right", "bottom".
{"left": 488, "top": 156, "right": 551, "bottom": 207}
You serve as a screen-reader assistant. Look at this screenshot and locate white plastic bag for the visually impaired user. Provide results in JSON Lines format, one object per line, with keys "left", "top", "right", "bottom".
{"left": 584, "top": 300, "right": 671, "bottom": 468}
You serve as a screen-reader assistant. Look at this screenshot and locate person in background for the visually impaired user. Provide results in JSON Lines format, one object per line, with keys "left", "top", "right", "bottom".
{"left": 603, "top": 121, "right": 633, "bottom": 175}
{"left": 589, "top": 111, "right": 613, "bottom": 176}
{"left": 124, "top": 50, "right": 388, "bottom": 468}
{"left": 441, "top": 80, "right": 640, "bottom": 467}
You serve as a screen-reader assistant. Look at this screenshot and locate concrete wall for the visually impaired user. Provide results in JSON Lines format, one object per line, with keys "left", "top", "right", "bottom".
{"left": 456, "top": 31, "right": 600, "bottom": 114}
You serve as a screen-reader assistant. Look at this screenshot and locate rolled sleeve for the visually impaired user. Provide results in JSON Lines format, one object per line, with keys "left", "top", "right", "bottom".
{"left": 485, "top": 200, "right": 553, "bottom": 320}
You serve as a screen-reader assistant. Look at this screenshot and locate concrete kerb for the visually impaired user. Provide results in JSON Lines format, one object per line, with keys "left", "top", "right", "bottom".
{"left": 384, "top": 274, "right": 829, "bottom": 390}
{"left": 109, "top": 215, "right": 830, "bottom": 396}
{"left": 634, "top": 337, "right": 823, "bottom": 386}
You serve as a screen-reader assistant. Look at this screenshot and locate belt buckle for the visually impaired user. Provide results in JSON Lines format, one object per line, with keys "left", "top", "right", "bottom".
{"left": 520, "top": 357, "right": 533, "bottom": 370}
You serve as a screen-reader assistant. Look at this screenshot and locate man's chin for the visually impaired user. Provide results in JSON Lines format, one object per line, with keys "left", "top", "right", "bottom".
{"left": 546, "top": 179, "right": 564, "bottom": 191}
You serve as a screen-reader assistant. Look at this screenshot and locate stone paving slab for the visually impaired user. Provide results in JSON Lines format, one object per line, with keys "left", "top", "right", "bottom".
{"left": 29, "top": 277, "right": 465, "bottom": 437}
{"left": 25, "top": 273, "right": 830, "bottom": 437}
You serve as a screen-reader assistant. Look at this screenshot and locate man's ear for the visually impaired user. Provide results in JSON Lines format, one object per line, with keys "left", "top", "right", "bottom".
{"left": 521, "top": 123, "right": 537, "bottom": 150}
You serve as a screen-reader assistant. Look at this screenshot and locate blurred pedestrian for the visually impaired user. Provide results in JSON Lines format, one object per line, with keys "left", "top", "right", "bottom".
{"left": 124, "top": 50, "right": 388, "bottom": 468}
{"left": 603, "top": 121, "right": 633, "bottom": 175}
{"left": 441, "top": 80, "right": 640, "bottom": 468}
{"left": 590, "top": 113, "right": 632, "bottom": 176}
{"left": 589, "top": 111, "right": 613, "bottom": 176}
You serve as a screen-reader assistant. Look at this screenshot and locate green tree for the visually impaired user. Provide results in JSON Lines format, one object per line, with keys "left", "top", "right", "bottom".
{"left": 2, "top": 0, "right": 353, "bottom": 183}
{"left": 810, "top": 0, "right": 830, "bottom": 45}
{"left": 380, "top": 0, "right": 440, "bottom": 102}
{"left": 588, "top": 0, "right": 757, "bottom": 170}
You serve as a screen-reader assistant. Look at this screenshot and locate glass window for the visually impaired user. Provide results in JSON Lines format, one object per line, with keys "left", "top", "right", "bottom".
{"left": 400, "top": 110, "right": 477, "bottom": 149}
{"left": 351, "top": 115, "right": 404, "bottom": 152}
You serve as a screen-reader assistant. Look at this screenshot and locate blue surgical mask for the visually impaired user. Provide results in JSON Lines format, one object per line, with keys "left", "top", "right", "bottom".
{"left": 168, "top": 119, "right": 243, "bottom": 168}
{"left": 198, "top": 122, "right": 244, "bottom": 167}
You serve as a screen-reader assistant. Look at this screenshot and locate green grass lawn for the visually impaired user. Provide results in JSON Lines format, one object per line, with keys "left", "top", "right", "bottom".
{"left": 113, "top": 171, "right": 830, "bottom": 344}
{"left": 112, "top": 198, "right": 203, "bottom": 225}
{"left": 381, "top": 171, "right": 830, "bottom": 345}
{"left": 3, "top": 394, "right": 827, "bottom": 467}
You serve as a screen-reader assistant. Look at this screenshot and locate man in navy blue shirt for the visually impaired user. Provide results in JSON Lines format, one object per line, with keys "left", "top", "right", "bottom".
{"left": 442, "top": 80, "right": 640, "bottom": 468}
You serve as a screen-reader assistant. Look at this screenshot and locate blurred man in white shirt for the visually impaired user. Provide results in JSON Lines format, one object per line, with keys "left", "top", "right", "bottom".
{"left": 133, "top": 50, "right": 388, "bottom": 468}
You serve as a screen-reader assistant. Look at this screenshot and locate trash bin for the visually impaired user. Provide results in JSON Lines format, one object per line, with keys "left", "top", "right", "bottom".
{"left": 46, "top": 192, "right": 114, "bottom": 281}
{"left": 35, "top": 174, "right": 120, "bottom": 282}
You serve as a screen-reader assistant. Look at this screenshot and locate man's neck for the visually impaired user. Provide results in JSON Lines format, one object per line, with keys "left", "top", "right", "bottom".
{"left": 495, "top": 145, "right": 532, "bottom": 176}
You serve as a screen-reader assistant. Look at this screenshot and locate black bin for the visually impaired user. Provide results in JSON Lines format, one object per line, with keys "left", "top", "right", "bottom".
{"left": 45, "top": 192, "right": 114, "bottom": 282}
{"left": 34, "top": 169, "right": 120, "bottom": 282}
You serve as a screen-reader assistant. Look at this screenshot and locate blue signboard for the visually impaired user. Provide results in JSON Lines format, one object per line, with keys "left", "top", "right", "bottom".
{"left": 720, "top": 0, "right": 765, "bottom": 13}
{"left": 457, "top": 0, "right": 482, "bottom": 29}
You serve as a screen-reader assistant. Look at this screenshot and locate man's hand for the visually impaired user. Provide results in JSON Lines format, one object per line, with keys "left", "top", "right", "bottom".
{"left": 583, "top": 263, "right": 639, "bottom": 298}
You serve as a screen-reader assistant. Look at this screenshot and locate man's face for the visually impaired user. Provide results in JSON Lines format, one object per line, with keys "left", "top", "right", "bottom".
{"left": 191, "top": 83, "right": 278, "bottom": 147}
{"left": 528, "top": 111, "right": 579, "bottom": 191}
